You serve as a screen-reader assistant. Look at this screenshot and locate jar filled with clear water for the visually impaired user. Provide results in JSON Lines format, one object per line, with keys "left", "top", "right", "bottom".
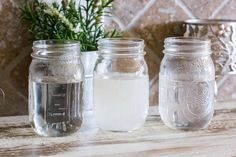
{"left": 29, "top": 40, "right": 84, "bottom": 137}
{"left": 94, "top": 38, "right": 149, "bottom": 132}
{"left": 159, "top": 37, "right": 215, "bottom": 130}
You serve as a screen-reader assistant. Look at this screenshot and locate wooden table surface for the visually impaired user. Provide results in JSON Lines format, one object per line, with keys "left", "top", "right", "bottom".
{"left": 0, "top": 102, "right": 236, "bottom": 157}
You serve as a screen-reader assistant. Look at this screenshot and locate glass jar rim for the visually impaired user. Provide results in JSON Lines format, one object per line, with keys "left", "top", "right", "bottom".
{"left": 164, "top": 37, "right": 211, "bottom": 56}
{"left": 32, "top": 40, "right": 80, "bottom": 60}
{"left": 98, "top": 38, "right": 145, "bottom": 56}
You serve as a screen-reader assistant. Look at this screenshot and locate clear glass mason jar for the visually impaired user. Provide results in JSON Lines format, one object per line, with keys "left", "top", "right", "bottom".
{"left": 29, "top": 40, "right": 84, "bottom": 137}
{"left": 94, "top": 38, "right": 149, "bottom": 132}
{"left": 159, "top": 37, "right": 215, "bottom": 130}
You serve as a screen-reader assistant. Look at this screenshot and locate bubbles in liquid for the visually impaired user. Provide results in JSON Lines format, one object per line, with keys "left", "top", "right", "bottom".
{"left": 29, "top": 81, "right": 83, "bottom": 137}
{"left": 159, "top": 75, "right": 215, "bottom": 130}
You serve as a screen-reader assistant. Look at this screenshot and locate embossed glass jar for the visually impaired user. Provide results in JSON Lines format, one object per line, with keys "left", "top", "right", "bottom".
{"left": 94, "top": 38, "right": 149, "bottom": 132}
{"left": 29, "top": 40, "right": 84, "bottom": 137}
{"left": 184, "top": 19, "right": 236, "bottom": 102}
{"left": 159, "top": 37, "right": 215, "bottom": 130}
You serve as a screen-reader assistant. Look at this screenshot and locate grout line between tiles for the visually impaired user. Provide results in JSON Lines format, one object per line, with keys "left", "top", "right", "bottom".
{"left": 5, "top": 81, "right": 28, "bottom": 101}
{"left": 174, "top": 0, "right": 197, "bottom": 19}
{"left": 149, "top": 74, "right": 159, "bottom": 88}
{"left": 209, "top": 0, "right": 231, "bottom": 18}
{"left": 5, "top": 46, "right": 31, "bottom": 73}
{"left": 111, "top": 15, "right": 126, "bottom": 31}
{"left": 124, "top": 0, "right": 156, "bottom": 31}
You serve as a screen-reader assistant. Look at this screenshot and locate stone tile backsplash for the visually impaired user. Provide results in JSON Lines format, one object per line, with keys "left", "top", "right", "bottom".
{"left": 0, "top": 0, "right": 236, "bottom": 116}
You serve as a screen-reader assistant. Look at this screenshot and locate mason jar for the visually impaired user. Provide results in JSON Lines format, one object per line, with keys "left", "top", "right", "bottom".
{"left": 94, "top": 38, "right": 149, "bottom": 132}
{"left": 29, "top": 40, "right": 84, "bottom": 137}
{"left": 159, "top": 37, "right": 215, "bottom": 130}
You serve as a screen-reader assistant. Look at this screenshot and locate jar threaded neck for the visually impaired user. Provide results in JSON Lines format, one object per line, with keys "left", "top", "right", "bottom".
{"left": 164, "top": 37, "right": 211, "bottom": 56}
{"left": 98, "top": 38, "right": 145, "bottom": 56}
{"left": 32, "top": 40, "right": 80, "bottom": 59}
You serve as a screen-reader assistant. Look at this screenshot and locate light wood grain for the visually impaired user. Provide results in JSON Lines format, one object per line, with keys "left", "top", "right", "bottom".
{"left": 0, "top": 101, "right": 236, "bottom": 157}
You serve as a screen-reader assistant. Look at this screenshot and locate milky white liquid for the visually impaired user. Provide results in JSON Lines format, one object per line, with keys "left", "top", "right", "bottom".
{"left": 94, "top": 75, "right": 149, "bottom": 131}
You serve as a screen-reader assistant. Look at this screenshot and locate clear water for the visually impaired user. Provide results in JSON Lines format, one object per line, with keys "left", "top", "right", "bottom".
{"left": 94, "top": 75, "right": 149, "bottom": 132}
{"left": 29, "top": 81, "right": 83, "bottom": 137}
{"left": 159, "top": 75, "right": 215, "bottom": 130}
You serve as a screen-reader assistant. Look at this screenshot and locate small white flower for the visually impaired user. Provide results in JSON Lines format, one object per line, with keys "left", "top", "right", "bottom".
{"left": 73, "top": 24, "right": 81, "bottom": 33}
{"left": 44, "top": 5, "right": 79, "bottom": 34}
{"left": 44, "top": 9, "right": 53, "bottom": 16}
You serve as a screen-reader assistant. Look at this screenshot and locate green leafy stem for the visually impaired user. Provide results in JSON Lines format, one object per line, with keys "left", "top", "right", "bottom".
{"left": 21, "top": 0, "right": 122, "bottom": 51}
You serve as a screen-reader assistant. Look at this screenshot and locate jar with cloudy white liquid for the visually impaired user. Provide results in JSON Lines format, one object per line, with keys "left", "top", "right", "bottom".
{"left": 159, "top": 37, "right": 215, "bottom": 130}
{"left": 93, "top": 38, "right": 149, "bottom": 132}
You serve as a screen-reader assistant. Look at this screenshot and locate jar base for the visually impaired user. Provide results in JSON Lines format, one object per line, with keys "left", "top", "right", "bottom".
{"left": 160, "top": 117, "right": 212, "bottom": 131}
{"left": 30, "top": 120, "right": 82, "bottom": 137}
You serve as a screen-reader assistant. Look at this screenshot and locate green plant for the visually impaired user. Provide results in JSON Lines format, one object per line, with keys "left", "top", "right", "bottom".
{"left": 21, "top": 0, "right": 121, "bottom": 51}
